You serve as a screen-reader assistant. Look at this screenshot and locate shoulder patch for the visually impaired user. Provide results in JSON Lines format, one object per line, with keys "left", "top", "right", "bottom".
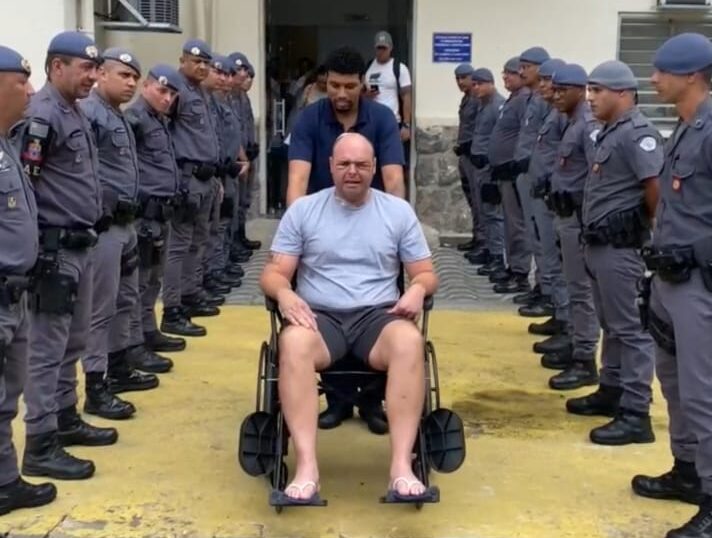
{"left": 639, "top": 136, "right": 657, "bottom": 152}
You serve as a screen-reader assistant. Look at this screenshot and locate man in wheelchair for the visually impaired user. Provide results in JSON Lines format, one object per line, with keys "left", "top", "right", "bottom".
{"left": 259, "top": 133, "right": 438, "bottom": 503}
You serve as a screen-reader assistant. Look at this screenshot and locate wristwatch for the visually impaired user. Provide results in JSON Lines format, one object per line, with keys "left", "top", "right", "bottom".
{"left": 401, "top": 122, "right": 411, "bottom": 129}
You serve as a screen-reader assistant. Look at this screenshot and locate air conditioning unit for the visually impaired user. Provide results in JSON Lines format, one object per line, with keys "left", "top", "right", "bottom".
{"left": 98, "top": 0, "right": 182, "bottom": 33}
{"left": 659, "top": 0, "right": 711, "bottom": 8}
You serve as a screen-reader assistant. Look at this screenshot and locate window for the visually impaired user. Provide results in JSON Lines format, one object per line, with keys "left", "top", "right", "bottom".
{"left": 97, "top": 0, "right": 181, "bottom": 33}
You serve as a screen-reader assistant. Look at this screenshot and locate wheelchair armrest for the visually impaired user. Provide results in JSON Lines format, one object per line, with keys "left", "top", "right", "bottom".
{"left": 264, "top": 296, "right": 279, "bottom": 312}
{"left": 424, "top": 295, "right": 434, "bottom": 312}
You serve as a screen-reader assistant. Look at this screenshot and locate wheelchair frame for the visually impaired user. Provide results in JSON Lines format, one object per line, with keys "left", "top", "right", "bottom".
{"left": 238, "top": 295, "right": 466, "bottom": 512}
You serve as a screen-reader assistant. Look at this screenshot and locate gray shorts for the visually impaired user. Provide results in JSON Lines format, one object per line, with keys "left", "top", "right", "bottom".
{"left": 310, "top": 303, "right": 401, "bottom": 366}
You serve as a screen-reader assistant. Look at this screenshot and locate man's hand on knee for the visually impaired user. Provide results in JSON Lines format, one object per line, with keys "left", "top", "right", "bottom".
{"left": 277, "top": 289, "right": 318, "bottom": 331}
{"left": 387, "top": 283, "right": 426, "bottom": 321}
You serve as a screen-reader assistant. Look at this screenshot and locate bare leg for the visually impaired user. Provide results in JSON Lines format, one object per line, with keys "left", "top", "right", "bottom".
{"left": 278, "top": 326, "right": 330, "bottom": 500}
{"left": 369, "top": 320, "right": 426, "bottom": 496}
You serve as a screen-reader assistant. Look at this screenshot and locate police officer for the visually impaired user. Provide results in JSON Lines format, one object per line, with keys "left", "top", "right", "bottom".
{"left": 79, "top": 48, "right": 161, "bottom": 423}
{"left": 161, "top": 39, "right": 222, "bottom": 337}
{"left": 469, "top": 68, "right": 506, "bottom": 276}
{"left": 545, "top": 63, "right": 601, "bottom": 390}
{"left": 0, "top": 45, "right": 57, "bottom": 515}
{"left": 125, "top": 66, "right": 186, "bottom": 355}
{"left": 20, "top": 32, "right": 116, "bottom": 481}
{"left": 518, "top": 56, "right": 569, "bottom": 332}
{"left": 511, "top": 47, "right": 552, "bottom": 305}
{"left": 488, "top": 57, "right": 533, "bottom": 294}
{"left": 201, "top": 55, "right": 243, "bottom": 295}
{"left": 567, "top": 60, "right": 660, "bottom": 446}
{"left": 631, "top": 33, "right": 712, "bottom": 538}
{"left": 452, "top": 63, "right": 483, "bottom": 257}
{"left": 229, "top": 52, "right": 261, "bottom": 261}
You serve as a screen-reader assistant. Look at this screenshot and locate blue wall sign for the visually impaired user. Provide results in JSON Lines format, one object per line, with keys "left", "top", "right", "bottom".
{"left": 433, "top": 33, "right": 472, "bottom": 63}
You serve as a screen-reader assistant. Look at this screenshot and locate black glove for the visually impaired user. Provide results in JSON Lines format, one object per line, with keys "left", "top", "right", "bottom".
{"left": 480, "top": 183, "right": 502, "bottom": 205}
{"left": 453, "top": 145, "right": 463, "bottom": 157}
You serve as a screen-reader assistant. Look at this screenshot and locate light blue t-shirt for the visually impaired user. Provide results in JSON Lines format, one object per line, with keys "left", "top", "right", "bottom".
{"left": 271, "top": 187, "right": 431, "bottom": 310}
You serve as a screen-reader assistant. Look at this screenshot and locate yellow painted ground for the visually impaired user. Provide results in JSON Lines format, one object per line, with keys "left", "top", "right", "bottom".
{"left": 0, "top": 306, "right": 694, "bottom": 538}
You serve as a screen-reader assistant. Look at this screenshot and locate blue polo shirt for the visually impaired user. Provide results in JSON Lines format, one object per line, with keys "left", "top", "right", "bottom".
{"left": 288, "top": 97, "right": 404, "bottom": 193}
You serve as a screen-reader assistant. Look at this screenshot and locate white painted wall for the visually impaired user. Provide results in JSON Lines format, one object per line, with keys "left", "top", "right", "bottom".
{"left": 414, "top": 0, "right": 656, "bottom": 126}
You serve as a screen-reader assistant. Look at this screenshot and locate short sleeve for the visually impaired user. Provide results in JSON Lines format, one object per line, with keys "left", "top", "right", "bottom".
{"left": 376, "top": 109, "right": 405, "bottom": 166}
{"left": 627, "top": 129, "right": 664, "bottom": 182}
{"left": 287, "top": 107, "right": 315, "bottom": 163}
{"left": 398, "top": 206, "right": 431, "bottom": 263}
{"left": 398, "top": 63, "right": 412, "bottom": 89}
{"left": 270, "top": 203, "right": 303, "bottom": 256}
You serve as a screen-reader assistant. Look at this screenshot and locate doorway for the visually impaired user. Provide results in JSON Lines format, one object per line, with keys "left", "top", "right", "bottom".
{"left": 263, "top": 0, "right": 414, "bottom": 214}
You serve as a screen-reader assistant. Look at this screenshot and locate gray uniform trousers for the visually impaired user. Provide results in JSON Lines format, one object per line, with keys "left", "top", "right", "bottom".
{"left": 532, "top": 197, "right": 569, "bottom": 320}
{"left": 163, "top": 174, "right": 214, "bottom": 307}
{"left": 132, "top": 218, "right": 168, "bottom": 337}
{"left": 459, "top": 156, "right": 486, "bottom": 240}
{"left": 233, "top": 166, "right": 255, "bottom": 246}
{"left": 472, "top": 166, "right": 505, "bottom": 257}
{"left": 0, "top": 295, "right": 29, "bottom": 486}
{"left": 650, "top": 272, "right": 712, "bottom": 494}
{"left": 501, "top": 177, "right": 532, "bottom": 274}
{"left": 24, "top": 248, "right": 93, "bottom": 435}
{"left": 516, "top": 173, "right": 543, "bottom": 287}
{"left": 584, "top": 244, "right": 655, "bottom": 413}
{"left": 82, "top": 224, "right": 138, "bottom": 373}
{"left": 203, "top": 178, "right": 223, "bottom": 277}
{"left": 555, "top": 215, "right": 599, "bottom": 360}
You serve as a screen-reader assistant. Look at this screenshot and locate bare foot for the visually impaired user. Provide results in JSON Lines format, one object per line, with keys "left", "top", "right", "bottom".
{"left": 284, "top": 468, "right": 320, "bottom": 500}
{"left": 390, "top": 472, "right": 426, "bottom": 496}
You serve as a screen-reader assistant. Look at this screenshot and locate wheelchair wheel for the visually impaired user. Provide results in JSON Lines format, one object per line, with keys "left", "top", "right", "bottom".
{"left": 261, "top": 345, "right": 279, "bottom": 414}
{"left": 424, "top": 408, "right": 466, "bottom": 473}
{"left": 255, "top": 342, "right": 268, "bottom": 412}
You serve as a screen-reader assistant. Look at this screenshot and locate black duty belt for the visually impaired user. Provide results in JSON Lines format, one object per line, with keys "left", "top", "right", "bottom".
{"left": 549, "top": 190, "right": 583, "bottom": 218}
{"left": 642, "top": 246, "right": 696, "bottom": 284}
{"left": 177, "top": 160, "right": 217, "bottom": 182}
{"left": 113, "top": 200, "right": 139, "bottom": 226}
{"left": 39, "top": 227, "right": 98, "bottom": 251}
{"left": 139, "top": 196, "right": 176, "bottom": 223}
{"left": 581, "top": 208, "right": 648, "bottom": 249}
{"left": 0, "top": 275, "right": 30, "bottom": 306}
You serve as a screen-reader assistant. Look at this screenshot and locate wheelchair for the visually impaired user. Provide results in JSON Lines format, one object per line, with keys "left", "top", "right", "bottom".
{"left": 237, "top": 295, "right": 466, "bottom": 512}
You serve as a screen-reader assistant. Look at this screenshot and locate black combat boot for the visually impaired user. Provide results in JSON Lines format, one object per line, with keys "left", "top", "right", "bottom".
{"left": 22, "top": 431, "right": 95, "bottom": 480}
{"left": 0, "top": 476, "right": 57, "bottom": 515}
{"left": 226, "top": 264, "right": 244, "bottom": 278}
{"left": 478, "top": 256, "right": 505, "bottom": 276}
{"left": 513, "top": 284, "right": 542, "bottom": 305}
{"left": 182, "top": 294, "right": 220, "bottom": 317}
{"left": 533, "top": 333, "right": 573, "bottom": 354}
{"left": 160, "top": 306, "right": 207, "bottom": 337}
{"left": 144, "top": 330, "right": 186, "bottom": 352}
{"left": 540, "top": 347, "right": 573, "bottom": 370}
{"left": 566, "top": 384, "right": 622, "bottom": 417}
{"left": 518, "top": 298, "right": 554, "bottom": 318}
{"left": 216, "top": 271, "right": 242, "bottom": 288}
{"left": 549, "top": 361, "right": 599, "bottom": 390}
{"left": 57, "top": 405, "right": 118, "bottom": 447}
{"left": 125, "top": 344, "right": 173, "bottom": 374}
{"left": 489, "top": 266, "right": 512, "bottom": 284}
{"left": 590, "top": 409, "right": 655, "bottom": 446}
{"left": 203, "top": 276, "right": 231, "bottom": 295}
{"left": 106, "top": 350, "right": 159, "bottom": 394}
{"left": 665, "top": 495, "right": 712, "bottom": 538}
{"left": 529, "top": 316, "right": 567, "bottom": 336}
{"left": 238, "top": 223, "right": 262, "bottom": 251}
{"left": 83, "top": 372, "right": 136, "bottom": 420}
{"left": 318, "top": 402, "right": 353, "bottom": 429}
{"left": 494, "top": 272, "right": 531, "bottom": 294}
{"left": 632, "top": 459, "right": 704, "bottom": 505}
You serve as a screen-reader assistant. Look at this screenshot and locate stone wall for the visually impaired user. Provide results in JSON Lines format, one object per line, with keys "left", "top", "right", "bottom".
{"left": 414, "top": 125, "right": 472, "bottom": 236}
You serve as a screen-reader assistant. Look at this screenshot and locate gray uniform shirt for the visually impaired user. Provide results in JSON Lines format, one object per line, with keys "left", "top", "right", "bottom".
{"left": 80, "top": 89, "right": 139, "bottom": 203}
{"left": 551, "top": 101, "right": 600, "bottom": 194}
{"left": 515, "top": 92, "right": 551, "bottom": 162}
{"left": 271, "top": 187, "right": 431, "bottom": 310}
{"left": 0, "top": 136, "right": 38, "bottom": 274}
{"left": 457, "top": 93, "right": 479, "bottom": 145}
{"left": 655, "top": 97, "right": 712, "bottom": 247}
{"left": 240, "top": 92, "right": 256, "bottom": 146}
{"left": 170, "top": 73, "right": 220, "bottom": 164}
{"left": 528, "top": 107, "right": 567, "bottom": 183}
{"left": 470, "top": 92, "right": 506, "bottom": 157}
{"left": 583, "top": 107, "right": 663, "bottom": 227}
{"left": 125, "top": 96, "right": 179, "bottom": 199}
{"left": 216, "top": 95, "right": 242, "bottom": 162}
{"left": 19, "top": 83, "right": 101, "bottom": 229}
{"left": 206, "top": 92, "right": 224, "bottom": 162}
{"left": 488, "top": 86, "right": 531, "bottom": 166}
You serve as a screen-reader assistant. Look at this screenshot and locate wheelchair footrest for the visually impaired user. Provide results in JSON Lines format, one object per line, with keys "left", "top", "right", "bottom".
{"left": 424, "top": 408, "right": 466, "bottom": 474}
{"left": 270, "top": 489, "right": 328, "bottom": 507}
{"left": 238, "top": 411, "right": 279, "bottom": 477}
{"left": 380, "top": 486, "right": 440, "bottom": 504}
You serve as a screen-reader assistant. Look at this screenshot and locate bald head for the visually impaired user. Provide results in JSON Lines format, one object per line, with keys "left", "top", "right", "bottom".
{"left": 330, "top": 133, "right": 377, "bottom": 205}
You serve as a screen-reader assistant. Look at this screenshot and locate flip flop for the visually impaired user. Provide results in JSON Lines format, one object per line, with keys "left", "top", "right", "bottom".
{"left": 270, "top": 481, "right": 328, "bottom": 507}
{"left": 381, "top": 477, "right": 440, "bottom": 504}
